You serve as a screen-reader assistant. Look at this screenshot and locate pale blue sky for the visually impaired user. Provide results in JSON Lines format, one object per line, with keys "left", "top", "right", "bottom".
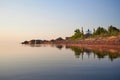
{"left": 0, "top": 0, "right": 120, "bottom": 42}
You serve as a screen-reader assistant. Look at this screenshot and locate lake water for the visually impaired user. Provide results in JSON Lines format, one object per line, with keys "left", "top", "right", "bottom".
{"left": 0, "top": 43, "right": 120, "bottom": 80}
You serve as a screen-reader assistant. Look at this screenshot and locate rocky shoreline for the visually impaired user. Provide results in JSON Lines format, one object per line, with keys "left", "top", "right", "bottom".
{"left": 22, "top": 36, "right": 120, "bottom": 53}
{"left": 22, "top": 36, "right": 120, "bottom": 45}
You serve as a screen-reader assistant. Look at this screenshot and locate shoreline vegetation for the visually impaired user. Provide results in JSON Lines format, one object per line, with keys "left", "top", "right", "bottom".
{"left": 22, "top": 25, "right": 120, "bottom": 52}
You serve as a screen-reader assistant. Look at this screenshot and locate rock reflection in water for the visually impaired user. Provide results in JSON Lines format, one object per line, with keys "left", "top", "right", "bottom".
{"left": 22, "top": 44, "right": 120, "bottom": 61}
{"left": 67, "top": 46, "right": 120, "bottom": 61}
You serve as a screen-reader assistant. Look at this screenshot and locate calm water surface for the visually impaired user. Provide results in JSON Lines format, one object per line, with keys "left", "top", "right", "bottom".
{"left": 0, "top": 43, "right": 120, "bottom": 80}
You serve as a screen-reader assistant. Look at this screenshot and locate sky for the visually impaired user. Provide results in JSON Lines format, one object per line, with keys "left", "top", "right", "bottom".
{"left": 0, "top": 0, "right": 120, "bottom": 42}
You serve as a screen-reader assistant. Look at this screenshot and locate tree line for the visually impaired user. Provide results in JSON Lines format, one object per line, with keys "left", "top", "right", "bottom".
{"left": 71, "top": 25, "right": 120, "bottom": 39}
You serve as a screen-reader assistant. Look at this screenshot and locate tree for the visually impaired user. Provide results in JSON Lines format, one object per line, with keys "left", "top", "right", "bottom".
{"left": 71, "top": 29, "right": 83, "bottom": 39}
{"left": 108, "top": 25, "right": 120, "bottom": 36}
{"left": 93, "top": 27, "right": 108, "bottom": 37}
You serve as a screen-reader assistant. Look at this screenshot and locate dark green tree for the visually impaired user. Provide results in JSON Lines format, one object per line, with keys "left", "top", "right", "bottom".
{"left": 93, "top": 27, "right": 108, "bottom": 37}
{"left": 71, "top": 29, "right": 83, "bottom": 39}
{"left": 108, "top": 25, "right": 120, "bottom": 36}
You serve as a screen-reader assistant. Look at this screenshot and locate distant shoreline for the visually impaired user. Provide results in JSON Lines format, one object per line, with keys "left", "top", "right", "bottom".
{"left": 22, "top": 36, "right": 120, "bottom": 53}
{"left": 22, "top": 26, "right": 120, "bottom": 49}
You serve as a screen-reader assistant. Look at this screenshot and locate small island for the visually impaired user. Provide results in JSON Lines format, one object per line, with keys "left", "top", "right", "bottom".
{"left": 22, "top": 25, "right": 120, "bottom": 51}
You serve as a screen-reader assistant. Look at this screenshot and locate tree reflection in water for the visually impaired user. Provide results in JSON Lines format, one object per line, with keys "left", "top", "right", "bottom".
{"left": 66, "top": 46, "right": 120, "bottom": 61}
{"left": 55, "top": 45, "right": 120, "bottom": 61}
{"left": 22, "top": 44, "right": 120, "bottom": 61}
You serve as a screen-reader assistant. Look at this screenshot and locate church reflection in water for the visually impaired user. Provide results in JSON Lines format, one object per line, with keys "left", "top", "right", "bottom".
{"left": 22, "top": 44, "right": 120, "bottom": 61}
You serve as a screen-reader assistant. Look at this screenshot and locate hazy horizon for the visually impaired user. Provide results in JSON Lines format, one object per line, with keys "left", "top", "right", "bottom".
{"left": 0, "top": 0, "right": 120, "bottom": 42}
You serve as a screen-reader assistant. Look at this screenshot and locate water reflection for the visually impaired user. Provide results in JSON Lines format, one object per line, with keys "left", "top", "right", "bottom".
{"left": 67, "top": 46, "right": 120, "bottom": 61}
{"left": 22, "top": 44, "right": 120, "bottom": 61}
